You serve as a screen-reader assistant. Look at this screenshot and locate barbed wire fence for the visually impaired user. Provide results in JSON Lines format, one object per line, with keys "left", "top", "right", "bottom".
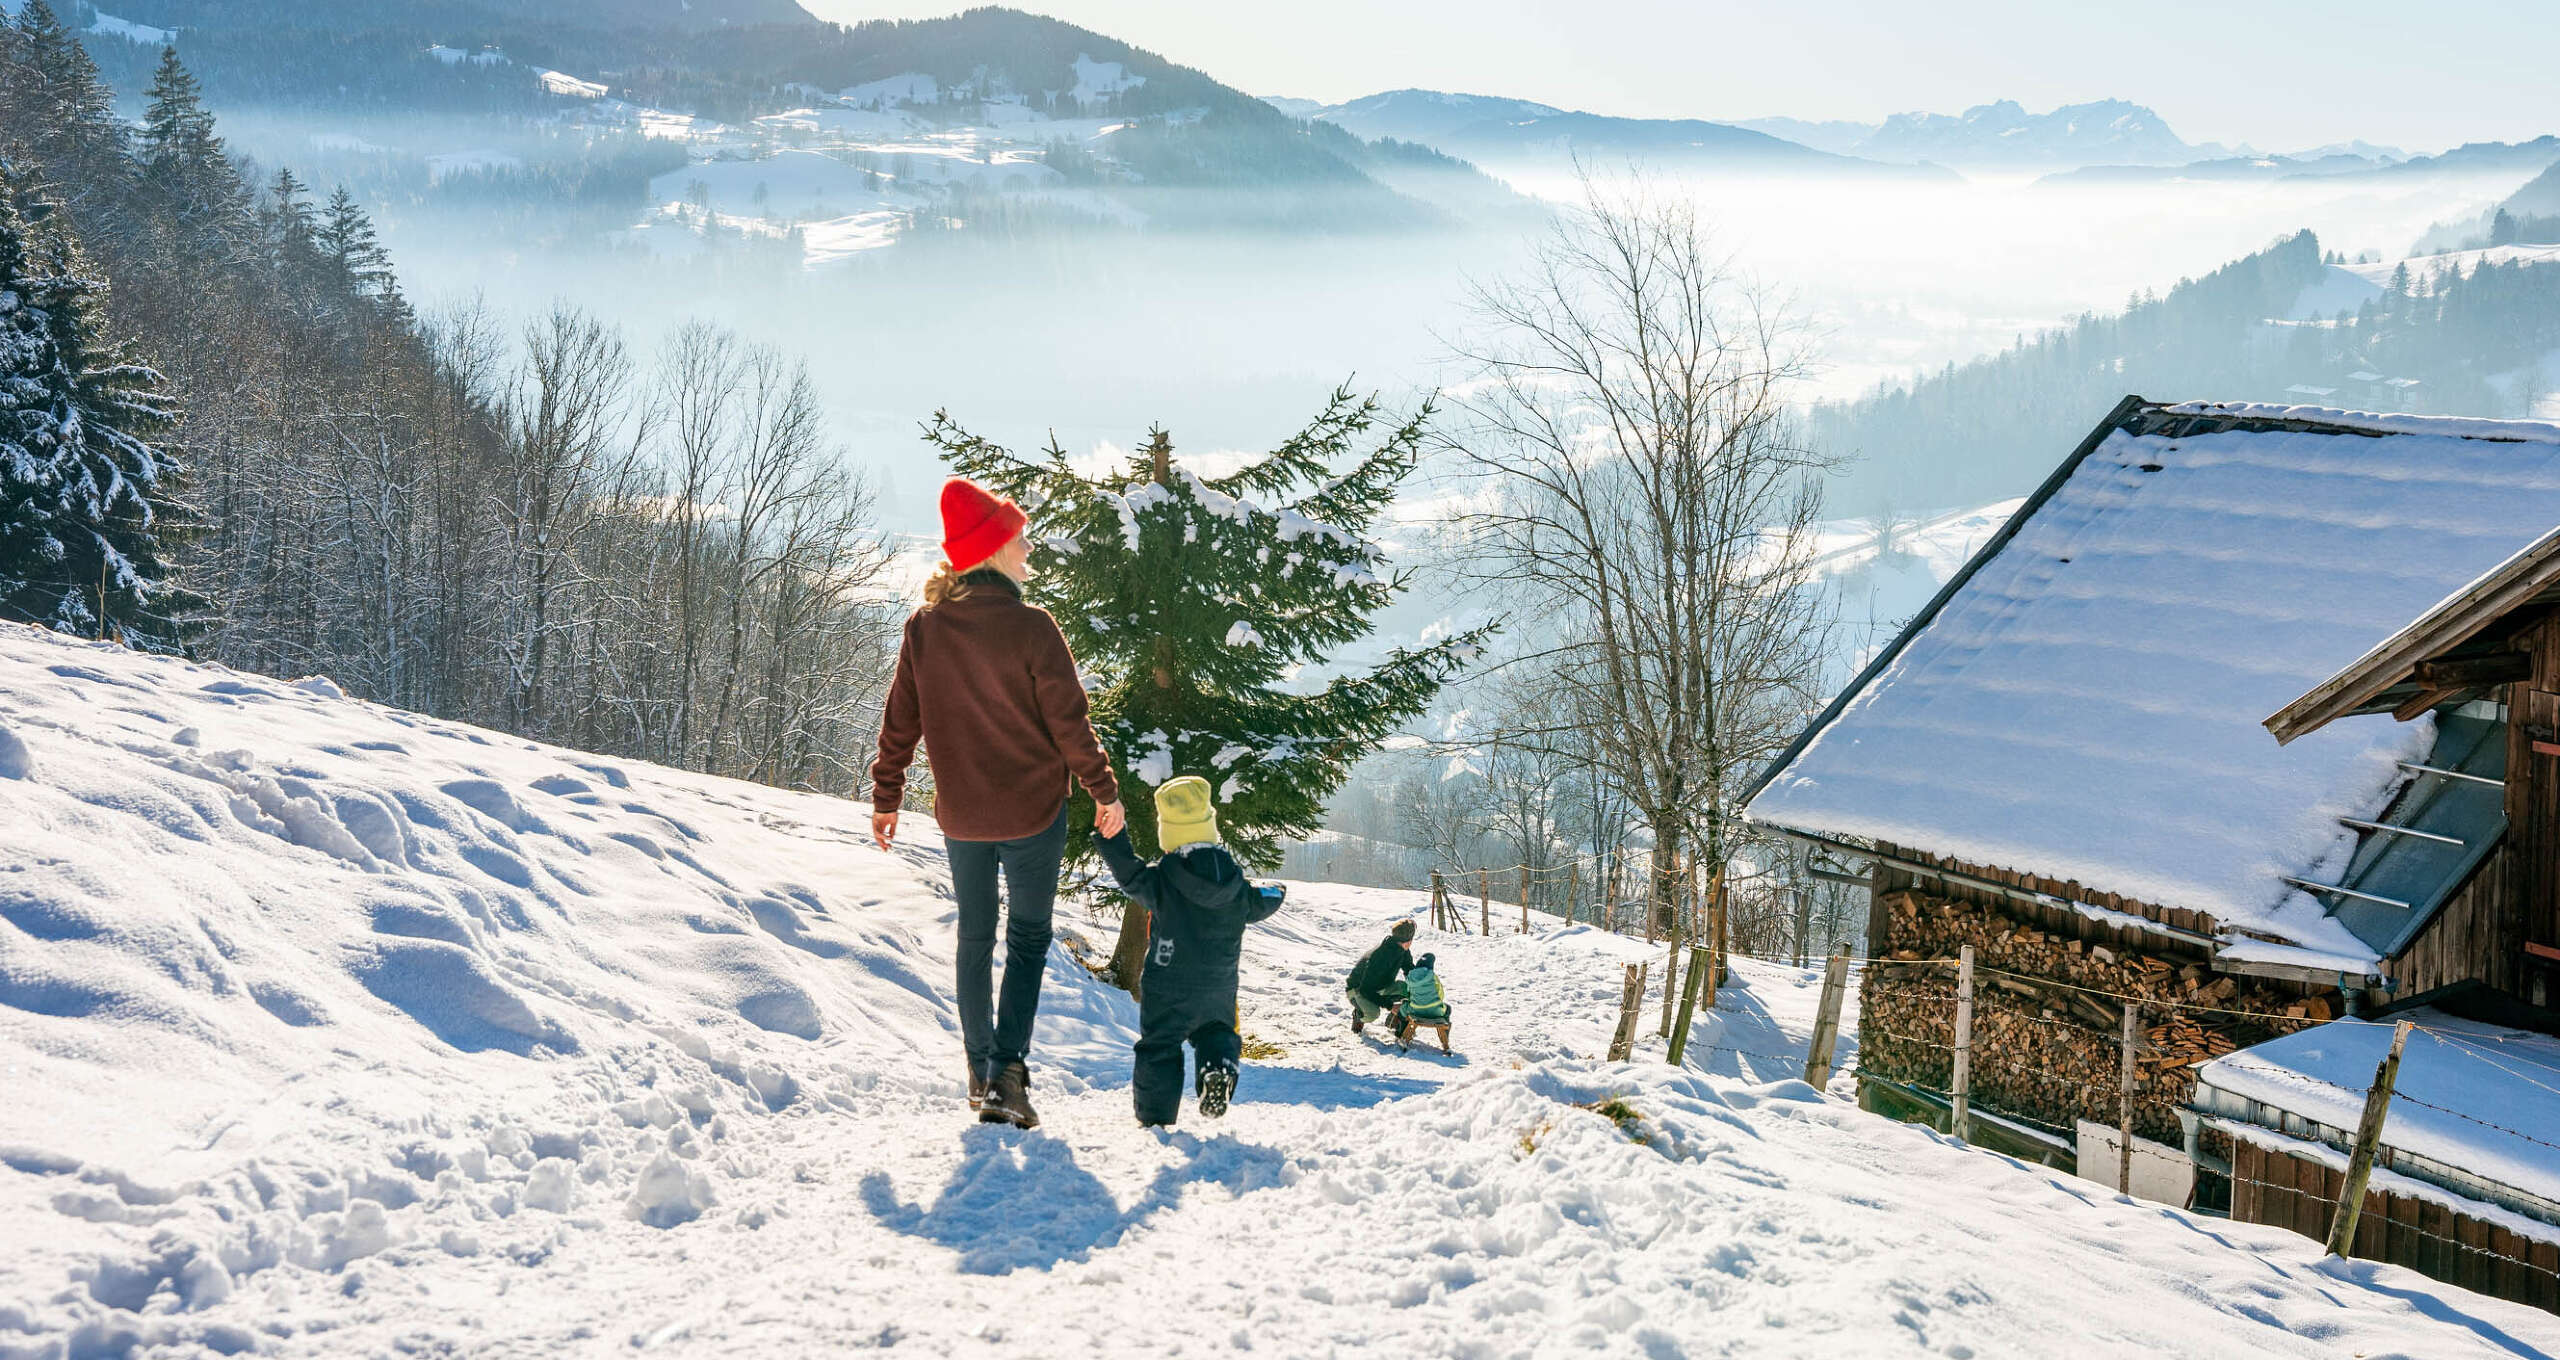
{"left": 1785, "top": 949, "right": 2560, "bottom": 1305}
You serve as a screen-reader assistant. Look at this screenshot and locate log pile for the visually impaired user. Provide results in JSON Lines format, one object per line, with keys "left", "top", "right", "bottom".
{"left": 1862, "top": 890, "right": 2331, "bottom": 1142}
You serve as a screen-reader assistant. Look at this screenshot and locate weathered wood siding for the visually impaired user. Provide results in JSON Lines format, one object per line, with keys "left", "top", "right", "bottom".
{"left": 2231, "top": 1136, "right": 2560, "bottom": 1313}
{"left": 2389, "top": 840, "right": 2521, "bottom": 998}
{"left": 2513, "top": 613, "right": 2560, "bottom": 1002}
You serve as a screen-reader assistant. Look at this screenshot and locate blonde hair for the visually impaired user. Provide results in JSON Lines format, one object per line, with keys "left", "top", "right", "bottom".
{"left": 922, "top": 561, "right": 973, "bottom": 609}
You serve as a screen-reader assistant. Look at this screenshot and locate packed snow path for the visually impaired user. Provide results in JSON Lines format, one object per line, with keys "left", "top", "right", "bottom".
{"left": 1, "top": 629, "right": 2557, "bottom": 1357}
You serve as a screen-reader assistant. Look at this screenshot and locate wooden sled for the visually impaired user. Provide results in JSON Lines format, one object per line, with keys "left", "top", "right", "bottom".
{"left": 1394, "top": 1010, "right": 1454, "bottom": 1056}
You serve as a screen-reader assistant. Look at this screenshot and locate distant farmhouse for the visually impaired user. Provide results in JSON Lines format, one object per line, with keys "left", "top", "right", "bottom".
{"left": 1745, "top": 396, "right": 2560, "bottom": 1308}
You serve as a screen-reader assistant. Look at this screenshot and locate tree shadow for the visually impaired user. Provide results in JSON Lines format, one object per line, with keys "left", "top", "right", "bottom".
{"left": 1684, "top": 970, "right": 1846, "bottom": 1084}
{"left": 860, "top": 1124, "right": 1291, "bottom": 1275}
{"left": 1243, "top": 1063, "right": 1438, "bottom": 1112}
{"left": 2310, "top": 1257, "right": 2556, "bottom": 1358}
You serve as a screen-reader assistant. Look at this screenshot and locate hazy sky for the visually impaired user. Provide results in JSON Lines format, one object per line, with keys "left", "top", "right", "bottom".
{"left": 802, "top": 0, "right": 2554, "bottom": 153}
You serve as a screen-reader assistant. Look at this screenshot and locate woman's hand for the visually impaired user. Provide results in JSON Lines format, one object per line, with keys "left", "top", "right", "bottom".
{"left": 871, "top": 811, "right": 897, "bottom": 850}
{"left": 1095, "top": 800, "right": 1126, "bottom": 838}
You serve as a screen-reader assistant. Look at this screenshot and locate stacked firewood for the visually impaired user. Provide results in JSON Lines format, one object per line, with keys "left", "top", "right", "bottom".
{"left": 1862, "top": 890, "right": 2329, "bottom": 1141}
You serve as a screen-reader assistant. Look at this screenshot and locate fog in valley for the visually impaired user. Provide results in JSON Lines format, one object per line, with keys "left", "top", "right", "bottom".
{"left": 196, "top": 107, "right": 2533, "bottom": 526}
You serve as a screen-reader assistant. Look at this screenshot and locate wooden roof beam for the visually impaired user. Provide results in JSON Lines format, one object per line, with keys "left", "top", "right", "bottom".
{"left": 2413, "top": 651, "right": 2532, "bottom": 689}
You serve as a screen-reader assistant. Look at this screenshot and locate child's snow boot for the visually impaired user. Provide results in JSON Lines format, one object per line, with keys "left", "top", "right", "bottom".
{"left": 1198, "top": 1062, "right": 1236, "bottom": 1119}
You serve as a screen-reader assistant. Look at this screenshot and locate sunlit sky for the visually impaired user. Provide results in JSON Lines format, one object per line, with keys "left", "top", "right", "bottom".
{"left": 802, "top": 0, "right": 2555, "bottom": 154}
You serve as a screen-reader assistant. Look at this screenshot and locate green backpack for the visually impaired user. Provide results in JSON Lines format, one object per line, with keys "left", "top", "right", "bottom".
{"left": 1403, "top": 965, "right": 1447, "bottom": 1016}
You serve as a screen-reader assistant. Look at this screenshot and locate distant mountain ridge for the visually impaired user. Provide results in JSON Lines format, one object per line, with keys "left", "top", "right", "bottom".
{"left": 75, "top": 0, "right": 818, "bottom": 32}
{"left": 1736, "top": 98, "right": 2223, "bottom": 168}
{"left": 2044, "top": 134, "right": 2560, "bottom": 187}
{"left": 67, "top": 3, "right": 1536, "bottom": 247}
{"left": 1282, "top": 88, "right": 1947, "bottom": 179}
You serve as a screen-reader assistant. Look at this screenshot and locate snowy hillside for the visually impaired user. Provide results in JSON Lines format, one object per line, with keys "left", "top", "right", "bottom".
{"left": 3, "top": 624, "right": 2556, "bottom": 1356}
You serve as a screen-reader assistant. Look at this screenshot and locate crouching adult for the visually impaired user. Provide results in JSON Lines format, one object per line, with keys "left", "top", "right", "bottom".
{"left": 1344, "top": 919, "right": 1417, "bottom": 1035}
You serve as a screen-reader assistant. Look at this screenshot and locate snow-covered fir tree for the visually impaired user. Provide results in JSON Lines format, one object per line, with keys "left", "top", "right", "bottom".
{"left": 0, "top": 162, "right": 199, "bottom": 647}
{"left": 926, "top": 387, "right": 1490, "bottom": 869}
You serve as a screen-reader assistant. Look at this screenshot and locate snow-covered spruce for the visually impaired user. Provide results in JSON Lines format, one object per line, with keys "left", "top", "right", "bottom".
{"left": 0, "top": 159, "right": 198, "bottom": 648}
{"left": 924, "top": 389, "right": 1493, "bottom": 868}
{"left": 0, "top": 627, "right": 2554, "bottom": 1355}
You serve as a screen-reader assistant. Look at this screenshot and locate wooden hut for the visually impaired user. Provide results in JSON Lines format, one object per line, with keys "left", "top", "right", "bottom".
{"left": 1741, "top": 397, "right": 2560, "bottom": 1235}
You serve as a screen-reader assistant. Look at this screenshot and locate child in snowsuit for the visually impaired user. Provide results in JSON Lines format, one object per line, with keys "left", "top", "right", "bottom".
{"left": 1345, "top": 920, "right": 1416, "bottom": 1034}
{"left": 1095, "top": 775, "right": 1285, "bottom": 1127}
{"left": 1393, "top": 953, "right": 1453, "bottom": 1054}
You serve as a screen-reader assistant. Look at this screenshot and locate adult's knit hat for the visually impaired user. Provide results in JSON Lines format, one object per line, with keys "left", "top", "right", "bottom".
{"left": 940, "top": 477, "right": 1027, "bottom": 574}
{"left": 1391, "top": 920, "right": 1416, "bottom": 941}
{"left": 1155, "top": 775, "right": 1219, "bottom": 850}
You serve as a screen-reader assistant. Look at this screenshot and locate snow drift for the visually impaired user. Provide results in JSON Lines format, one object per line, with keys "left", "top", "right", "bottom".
{"left": 2, "top": 623, "right": 2556, "bottom": 1357}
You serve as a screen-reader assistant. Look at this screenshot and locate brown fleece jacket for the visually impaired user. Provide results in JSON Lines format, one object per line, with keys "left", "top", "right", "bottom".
{"left": 868, "top": 569, "right": 1119, "bottom": 841}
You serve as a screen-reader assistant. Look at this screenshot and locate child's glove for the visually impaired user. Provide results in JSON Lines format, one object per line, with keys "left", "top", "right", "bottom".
{"left": 1256, "top": 884, "right": 1287, "bottom": 907}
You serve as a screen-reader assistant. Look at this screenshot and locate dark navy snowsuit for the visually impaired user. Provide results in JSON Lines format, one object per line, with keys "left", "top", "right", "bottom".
{"left": 1096, "top": 830, "right": 1284, "bottom": 1124}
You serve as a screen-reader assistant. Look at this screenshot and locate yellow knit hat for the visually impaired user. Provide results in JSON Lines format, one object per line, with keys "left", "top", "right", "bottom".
{"left": 1154, "top": 775, "right": 1219, "bottom": 850}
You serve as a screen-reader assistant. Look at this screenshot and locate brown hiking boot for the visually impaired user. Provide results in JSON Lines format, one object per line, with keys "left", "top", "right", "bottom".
{"left": 982, "top": 1061, "right": 1039, "bottom": 1129}
{"left": 967, "top": 1068, "right": 989, "bottom": 1111}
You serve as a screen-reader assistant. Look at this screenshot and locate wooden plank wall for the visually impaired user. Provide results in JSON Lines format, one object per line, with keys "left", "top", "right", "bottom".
{"left": 2389, "top": 841, "right": 2520, "bottom": 998}
{"left": 2514, "top": 614, "right": 2560, "bottom": 1001}
{"left": 2230, "top": 1137, "right": 2560, "bottom": 1313}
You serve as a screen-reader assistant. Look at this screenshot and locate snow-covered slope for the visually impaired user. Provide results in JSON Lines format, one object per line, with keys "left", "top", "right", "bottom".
{"left": 3, "top": 623, "right": 2555, "bottom": 1356}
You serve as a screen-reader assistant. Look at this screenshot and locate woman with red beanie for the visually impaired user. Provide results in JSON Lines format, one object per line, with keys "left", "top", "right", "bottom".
{"left": 870, "top": 477, "right": 1125, "bottom": 1129}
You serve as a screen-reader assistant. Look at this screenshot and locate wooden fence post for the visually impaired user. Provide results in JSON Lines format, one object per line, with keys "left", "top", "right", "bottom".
{"left": 1606, "top": 963, "right": 1649, "bottom": 1062}
{"left": 2118, "top": 1003, "right": 2140, "bottom": 1195}
{"left": 1566, "top": 864, "right": 1580, "bottom": 927}
{"left": 1479, "top": 869, "right": 1490, "bottom": 936}
{"left": 1667, "top": 944, "right": 1713, "bottom": 1065}
{"left": 1950, "top": 945, "right": 1975, "bottom": 1143}
{"left": 1429, "top": 870, "right": 1446, "bottom": 932}
{"left": 1803, "top": 952, "right": 1850, "bottom": 1088}
{"left": 2325, "top": 1020, "right": 2414, "bottom": 1258}
{"left": 1519, "top": 865, "right": 1531, "bottom": 933}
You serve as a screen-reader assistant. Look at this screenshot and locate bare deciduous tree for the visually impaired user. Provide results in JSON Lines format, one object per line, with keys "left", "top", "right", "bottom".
{"left": 1446, "top": 179, "right": 1836, "bottom": 933}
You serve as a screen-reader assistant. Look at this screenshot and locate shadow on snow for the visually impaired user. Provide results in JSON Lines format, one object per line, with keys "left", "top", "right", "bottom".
{"left": 860, "top": 1123, "right": 1290, "bottom": 1275}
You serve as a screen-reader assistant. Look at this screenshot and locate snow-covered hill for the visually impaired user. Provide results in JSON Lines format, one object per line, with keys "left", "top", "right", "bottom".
{"left": 3, "top": 623, "right": 2555, "bottom": 1356}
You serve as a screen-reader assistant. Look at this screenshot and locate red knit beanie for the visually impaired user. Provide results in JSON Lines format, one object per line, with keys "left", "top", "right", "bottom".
{"left": 940, "top": 477, "right": 1027, "bottom": 574}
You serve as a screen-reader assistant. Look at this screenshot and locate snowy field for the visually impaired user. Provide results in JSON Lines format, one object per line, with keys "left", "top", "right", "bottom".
{"left": 2, "top": 625, "right": 2557, "bottom": 1357}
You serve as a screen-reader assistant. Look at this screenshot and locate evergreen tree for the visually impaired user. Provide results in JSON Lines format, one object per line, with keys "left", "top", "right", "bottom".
{"left": 139, "top": 46, "right": 249, "bottom": 245}
{"left": 319, "top": 185, "right": 406, "bottom": 319}
{"left": 262, "top": 168, "right": 321, "bottom": 282}
{"left": 0, "top": 164, "right": 202, "bottom": 647}
{"left": 925, "top": 387, "right": 1490, "bottom": 869}
{"left": 0, "top": 2, "right": 132, "bottom": 228}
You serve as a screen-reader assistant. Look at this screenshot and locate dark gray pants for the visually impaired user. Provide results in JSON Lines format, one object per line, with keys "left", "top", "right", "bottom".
{"left": 947, "top": 802, "right": 1067, "bottom": 1081}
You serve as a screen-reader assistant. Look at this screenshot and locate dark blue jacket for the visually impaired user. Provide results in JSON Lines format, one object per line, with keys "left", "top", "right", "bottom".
{"left": 1095, "top": 830, "right": 1284, "bottom": 998}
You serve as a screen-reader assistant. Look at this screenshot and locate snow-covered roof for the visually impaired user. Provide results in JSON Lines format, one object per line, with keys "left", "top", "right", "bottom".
{"left": 2270, "top": 522, "right": 2560, "bottom": 743}
{"left": 2198, "top": 1011, "right": 2560, "bottom": 1208}
{"left": 1745, "top": 398, "right": 2560, "bottom": 959}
